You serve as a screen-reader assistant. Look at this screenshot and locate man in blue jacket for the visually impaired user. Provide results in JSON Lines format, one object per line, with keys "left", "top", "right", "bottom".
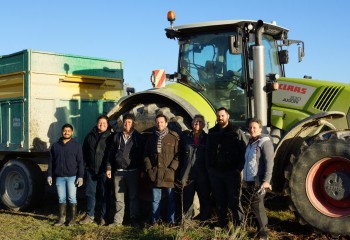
{"left": 47, "top": 123, "right": 84, "bottom": 226}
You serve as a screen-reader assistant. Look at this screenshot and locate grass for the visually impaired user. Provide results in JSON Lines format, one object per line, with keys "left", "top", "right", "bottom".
{"left": 0, "top": 210, "right": 177, "bottom": 240}
{"left": 0, "top": 193, "right": 349, "bottom": 240}
{"left": 0, "top": 208, "right": 256, "bottom": 240}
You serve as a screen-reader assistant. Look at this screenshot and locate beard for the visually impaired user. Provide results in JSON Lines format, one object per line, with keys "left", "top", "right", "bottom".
{"left": 218, "top": 120, "right": 227, "bottom": 127}
{"left": 62, "top": 135, "right": 72, "bottom": 140}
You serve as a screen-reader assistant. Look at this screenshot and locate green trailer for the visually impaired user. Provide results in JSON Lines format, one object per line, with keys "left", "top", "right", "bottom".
{"left": 0, "top": 49, "right": 123, "bottom": 210}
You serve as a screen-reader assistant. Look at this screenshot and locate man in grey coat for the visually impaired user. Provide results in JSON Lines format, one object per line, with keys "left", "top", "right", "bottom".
{"left": 107, "top": 114, "right": 143, "bottom": 227}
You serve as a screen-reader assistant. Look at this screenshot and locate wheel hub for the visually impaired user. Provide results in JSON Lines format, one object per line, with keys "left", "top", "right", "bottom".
{"left": 324, "top": 172, "right": 350, "bottom": 200}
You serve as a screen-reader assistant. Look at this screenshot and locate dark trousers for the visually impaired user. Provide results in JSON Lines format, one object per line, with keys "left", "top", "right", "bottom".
{"left": 208, "top": 168, "right": 244, "bottom": 227}
{"left": 113, "top": 169, "right": 139, "bottom": 224}
{"left": 242, "top": 182, "right": 268, "bottom": 237}
{"left": 183, "top": 174, "right": 211, "bottom": 220}
{"left": 85, "top": 169, "right": 110, "bottom": 220}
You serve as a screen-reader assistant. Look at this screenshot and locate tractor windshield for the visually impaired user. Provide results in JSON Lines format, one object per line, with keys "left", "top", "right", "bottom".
{"left": 178, "top": 32, "right": 247, "bottom": 124}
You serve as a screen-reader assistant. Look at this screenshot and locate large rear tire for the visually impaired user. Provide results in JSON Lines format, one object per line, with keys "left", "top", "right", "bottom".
{"left": 289, "top": 131, "right": 350, "bottom": 234}
{"left": 0, "top": 159, "right": 44, "bottom": 211}
{"left": 109, "top": 102, "right": 191, "bottom": 133}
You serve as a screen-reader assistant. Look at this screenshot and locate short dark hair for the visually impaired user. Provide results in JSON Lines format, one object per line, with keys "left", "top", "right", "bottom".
{"left": 249, "top": 118, "right": 263, "bottom": 128}
{"left": 97, "top": 115, "right": 109, "bottom": 123}
{"left": 62, "top": 123, "right": 73, "bottom": 131}
{"left": 192, "top": 114, "right": 205, "bottom": 127}
{"left": 123, "top": 113, "right": 135, "bottom": 122}
{"left": 155, "top": 113, "right": 168, "bottom": 122}
{"left": 216, "top": 107, "right": 229, "bottom": 114}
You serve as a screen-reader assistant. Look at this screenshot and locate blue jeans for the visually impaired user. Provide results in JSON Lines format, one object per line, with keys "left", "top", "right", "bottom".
{"left": 85, "top": 169, "right": 110, "bottom": 220}
{"left": 56, "top": 176, "right": 77, "bottom": 204}
{"left": 152, "top": 187, "right": 175, "bottom": 224}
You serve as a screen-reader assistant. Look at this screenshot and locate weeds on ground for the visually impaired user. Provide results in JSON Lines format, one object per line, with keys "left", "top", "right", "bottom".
{"left": 173, "top": 180, "right": 254, "bottom": 240}
{"left": 0, "top": 186, "right": 307, "bottom": 240}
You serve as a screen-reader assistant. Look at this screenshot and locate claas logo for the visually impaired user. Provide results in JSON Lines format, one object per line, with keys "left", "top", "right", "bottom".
{"left": 278, "top": 83, "right": 307, "bottom": 94}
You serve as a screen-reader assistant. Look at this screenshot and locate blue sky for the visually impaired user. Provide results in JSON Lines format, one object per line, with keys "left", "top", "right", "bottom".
{"left": 2, "top": 1, "right": 349, "bottom": 92}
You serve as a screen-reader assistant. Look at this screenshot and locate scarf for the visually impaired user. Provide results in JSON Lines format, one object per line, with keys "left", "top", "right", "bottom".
{"left": 248, "top": 135, "right": 260, "bottom": 145}
{"left": 155, "top": 128, "right": 169, "bottom": 153}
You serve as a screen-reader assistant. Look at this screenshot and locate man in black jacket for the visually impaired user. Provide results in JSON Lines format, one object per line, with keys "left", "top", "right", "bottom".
{"left": 79, "top": 115, "right": 112, "bottom": 225}
{"left": 106, "top": 114, "right": 143, "bottom": 227}
{"left": 206, "top": 107, "right": 247, "bottom": 228}
{"left": 47, "top": 123, "right": 84, "bottom": 226}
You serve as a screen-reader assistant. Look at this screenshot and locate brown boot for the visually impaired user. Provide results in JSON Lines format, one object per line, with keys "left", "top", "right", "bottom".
{"left": 54, "top": 204, "right": 66, "bottom": 226}
{"left": 67, "top": 204, "right": 77, "bottom": 226}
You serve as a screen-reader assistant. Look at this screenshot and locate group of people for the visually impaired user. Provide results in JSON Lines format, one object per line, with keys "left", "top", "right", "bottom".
{"left": 47, "top": 106, "right": 274, "bottom": 240}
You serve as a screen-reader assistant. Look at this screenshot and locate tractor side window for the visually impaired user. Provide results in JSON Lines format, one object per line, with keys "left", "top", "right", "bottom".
{"left": 248, "top": 35, "right": 282, "bottom": 79}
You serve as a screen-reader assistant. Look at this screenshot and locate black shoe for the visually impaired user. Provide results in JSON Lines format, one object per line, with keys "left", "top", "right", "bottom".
{"left": 129, "top": 218, "right": 139, "bottom": 228}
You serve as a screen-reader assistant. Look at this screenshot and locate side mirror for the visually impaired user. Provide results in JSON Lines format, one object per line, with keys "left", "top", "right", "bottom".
{"left": 278, "top": 50, "right": 289, "bottom": 64}
{"left": 298, "top": 45, "right": 305, "bottom": 62}
{"left": 229, "top": 33, "right": 242, "bottom": 54}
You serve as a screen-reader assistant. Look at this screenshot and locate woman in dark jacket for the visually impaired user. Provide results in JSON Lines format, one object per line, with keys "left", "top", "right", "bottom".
{"left": 180, "top": 114, "right": 211, "bottom": 221}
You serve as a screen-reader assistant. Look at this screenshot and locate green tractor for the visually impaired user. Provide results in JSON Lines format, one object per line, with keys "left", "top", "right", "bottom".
{"left": 108, "top": 11, "right": 350, "bottom": 235}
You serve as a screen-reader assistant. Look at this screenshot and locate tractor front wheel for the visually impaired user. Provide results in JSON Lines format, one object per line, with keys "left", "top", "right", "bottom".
{"left": 289, "top": 137, "right": 350, "bottom": 234}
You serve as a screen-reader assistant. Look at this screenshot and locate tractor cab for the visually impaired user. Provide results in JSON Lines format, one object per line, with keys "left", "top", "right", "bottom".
{"left": 165, "top": 12, "right": 304, "bottom": 127}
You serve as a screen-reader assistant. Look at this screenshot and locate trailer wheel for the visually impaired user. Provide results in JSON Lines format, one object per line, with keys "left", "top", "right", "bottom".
{"left": 289, "top": 138, "right": 350, "bottom": 234}
{"left": 0, "top": 160, "right": 44, "bottom": 211}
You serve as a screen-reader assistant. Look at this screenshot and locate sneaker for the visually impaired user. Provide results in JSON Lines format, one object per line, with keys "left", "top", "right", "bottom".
{"left": 79, "top": 214, "right": 94, "bottom": 225}
{"left": 108, "top": 222, "right": 122, "bottom": 228}
{"left": 99, "top": 218, "right": 106, "bottom": 226}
